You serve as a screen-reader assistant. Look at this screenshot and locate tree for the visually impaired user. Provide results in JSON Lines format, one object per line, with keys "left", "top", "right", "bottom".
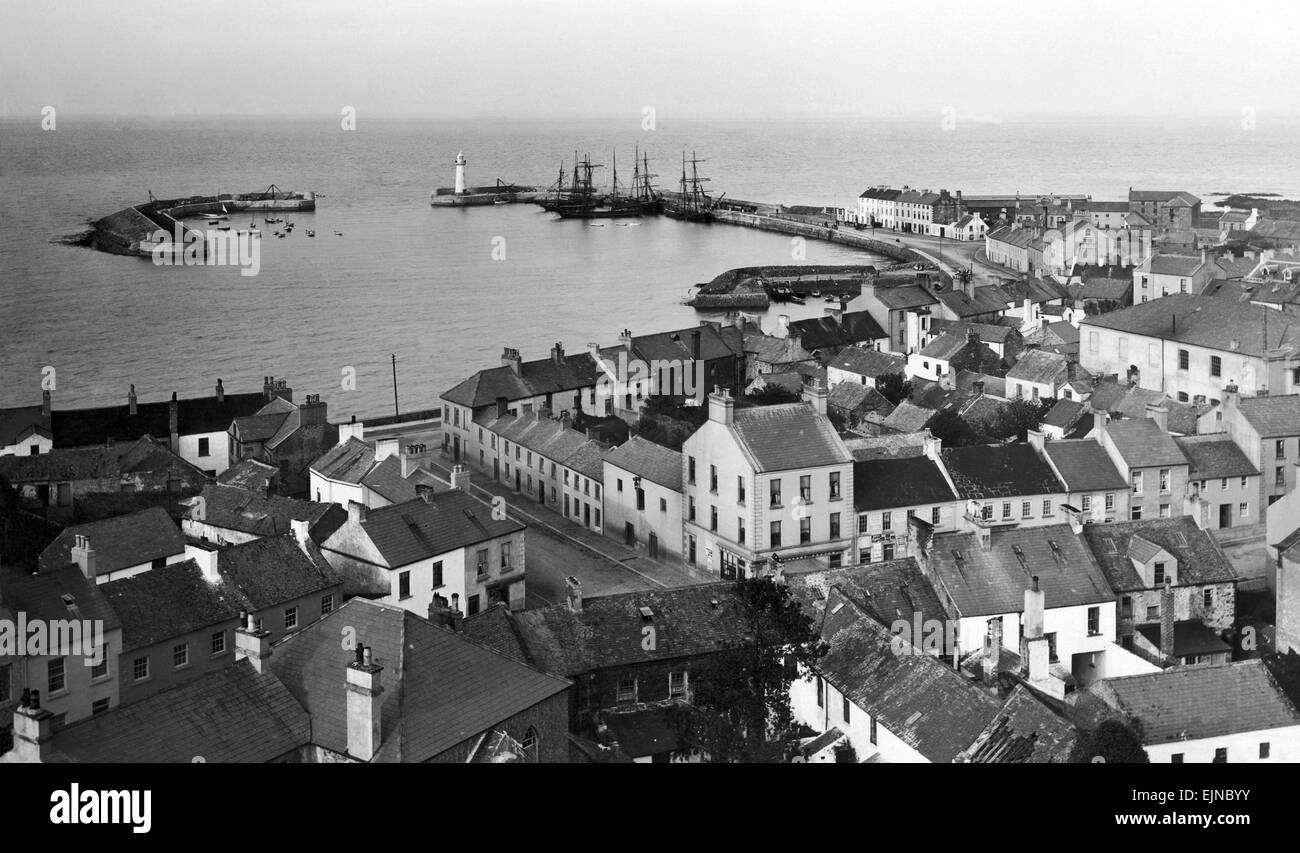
{"left": 875, "top": 371, "right": 913, "bottom": 406}
{"left": 669, "top": 577, "right": 828, "bottom": 763}
{"left": 977, "top": 398, "right": 1055, "bottom": 442}
{"left": 926, "top": 408, "right": 979, "bottom": 447}
{"left": 1068, "top": 719, "right": 1149, "bottom": 763}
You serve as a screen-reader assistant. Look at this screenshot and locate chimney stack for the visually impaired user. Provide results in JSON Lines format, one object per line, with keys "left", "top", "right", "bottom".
{"left": 41, "top": 389, "right": 51, "bottom": 416}
{"left": 347, "top": 500, "right": 368, "bottom": 525}
{"left": 290, "top": 518, "right": 310, "bottom": 549}
{"left": 71, "top": 534, "right": 97, "bottom": 582}
{"left": 264, "top": 376, "right": 275, "bottom": 401}
{"left": 427, "top": 593, "right": 464, "bottom": 632}
{"left": 192, "top": 544, "right": 220, "bottom": 583}
{"left": 450, "top": 464, "right": 471, "bottom": 492}
{"left": 690, "top": 329, "right": 702, "bottom": 361}
{"left": 415, "top": 484, "right": 435, "bottom": 504}
{"left": 215, "top": 378, "right": 225, "bottom": 403}
{"left": 11, "top": 689, "right": 54, "bottom": 763}
{"left": 1144, "top": 402, "right": 1168, "bottom": 432}
{"left": 707, "top": 386, "right": 735, "bottom": 425}
{"left": 1160, "top": 577, "right": 1176, "bottom": 662}
{"left": 1023, "top": 575, "right": 1045, "bottom": 643}
{"left": 983, "top": 617, "right": 1002, "bottom": 687}
{"left": 565, "top": 576, "right": 583, "bottom": 613}
{"left": 234, "top": 612, "right": 272, "bottom": 673}
{"left": 300, "top": 394, "right": 327, "bottom": 426}
{"left": 495, "top": 396, "right": 509, "bottom": 419}
{"left": 337, "top": 415, "right": 364, "bottom": 445}
{"left": 346, "top": 643, "right": 384, "bottom": 761}
{"left": 802, "top": 376, "right": 829, "bottom": 416}
{"left": 128, "top": 384, "right": 138, "bottom": 416}
{"left": 551, "top": 341, "right": 565, "bottom": 365}
{"left": 1026, "top": 428, "right": 1046, "bottom": 454}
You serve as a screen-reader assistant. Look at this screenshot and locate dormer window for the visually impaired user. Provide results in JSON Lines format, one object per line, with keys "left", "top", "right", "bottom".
{"left": 1153, "top": 561, "right": 1166, "bottom": 585}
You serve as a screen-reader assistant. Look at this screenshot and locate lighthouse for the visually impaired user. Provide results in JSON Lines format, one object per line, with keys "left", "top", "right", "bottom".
{"left": 454, "top": 151, "right": 467, "bottom": 195}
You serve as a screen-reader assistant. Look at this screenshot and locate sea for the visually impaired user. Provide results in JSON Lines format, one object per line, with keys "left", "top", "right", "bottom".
{"left": 2, "top": 114, "right": 1298, "bottom": 418}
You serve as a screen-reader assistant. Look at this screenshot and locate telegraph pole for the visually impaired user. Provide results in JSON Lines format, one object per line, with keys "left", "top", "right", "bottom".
{"left": 391, "top": 354, "right": 399, "bottom": 417}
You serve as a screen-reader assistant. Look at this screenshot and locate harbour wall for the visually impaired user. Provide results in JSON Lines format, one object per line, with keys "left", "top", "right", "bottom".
{"left": 712, "top": 209, "right": 944, "bottom": 274}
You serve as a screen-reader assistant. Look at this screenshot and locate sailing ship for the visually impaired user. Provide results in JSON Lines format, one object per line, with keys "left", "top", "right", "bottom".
{"left": 554, "top": 151, "right": 642, "bottom": 219}
{"left": 629, "top": 146, "right": 662, "bottom": 214}
{"left": 663, "top": 151, "right": 716, "bottom": 223}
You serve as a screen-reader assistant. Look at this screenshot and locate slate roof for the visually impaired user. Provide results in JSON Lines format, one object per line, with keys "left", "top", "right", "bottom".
{"left": 1095, "top": 660, "right": 1299, "bottom": 745}
{"left": 0, "top": 404, "right": 49, "bottom": 447}
{"left": 440, "top": 351, "right": 600, "bottom": 410}
{"left": 0, "top": 446, "right": 117, "bottom": 482}
{"left": 189, "top": 483, "right": 341, "bottom": 538}
{"left": 1174, "top": 435, "right": 1259, "bottom": 479}
{"left": 628, "top": 323, "right": 745, "bottom": 364}
{"left": 1135, "top": 621, "right": 1232, "bottom": 658}
{"left": 602, "top": 435, "right": 683, "bottom": 491}
{"left": 352, "top": 491, "right": 524, "bottom": 568}
{"left": 1006, "top": 349, "right": 1070, "bottom": 387}
{"left": 98, "top": 559, "right": 246, "bottom": 651}
{"left": 929, "top": 319, "right": 1020, "bottom": 345}
{"left": 960, "top": 684, "right": 1078, "bottom": 763}
{"left": 478, "top": 582, "right": 745, "bottom": 676}
{"left": 484, "top": 413, "right": 607, "bottom": 479}
{"left": 1130, "top": 189, "right": 1199, "bottom": 205}
{"left": 853, "top": 456, "right": 956, "bottom": 510}
{"left": 787, "top": 310, "right": 887, "bottom": 350}
{"left": 1041, "top": 399, "right": 1087, "bottom": 431}
{"left": 461, "top": 603, "right": 530, "bottom": 662}
{"left": 49, "top": 391, "right": 266, "bottom": 448}
{"left": 216, "top": 458, "right": 280, "bottom": 492}
{"left": 1042, "top": 439, "right": 1127, "bottom": 492}
{"left": 0, "top": 565, "right": 121, "bottom": 630}
{"left": 360, "top": 454, "right": 419, "bottom": 504}
{"left": 789, "top": 558, "right": 948, "bottom": 631}
{"left": 38, "top": 507, "right": 183, "bottom": 575}
{"left": 826, "top": 345, "right": 906, "bottom": 378}
{"left": 744, "top": 332, "right": 814, "bottom": 366}
{"left": 270, "top": 599, "right": 571, "bottom": 761}
{"left": 45, "top": 660, "right": 309, "bottom": 763}
{"left": 987, "top": 226, "right": 1037, "bottom": 249}
{"left": 828, "top": 382, "right": 894, "bottom": 417}
{"left": 1102, "top": 417, "right": 1188, "bottom": 467}
{"left": 216, "top": 535, "right": 340, "bottom": 611}
{"left": 310, "top": 437, "right": 376, "bottom": 483}
{"left": 842, "top": 431, "right": 929, "bottom": 461}
{"left": 804, "top": 587, "right": 1001, "bottom": 762}
{"left": 728, "top": 403, "right": 852, "bottom": 472}
{"left": 1080, "top": 294, "right": 1300, "bottom": 357}
{"left": 928, "top": 524, "right": 1114, "bottom": 616}
{"left": 880, "top": 400, "right": 937, "bottom": 433}
{"left": 936, "top": 285, "right": 1012, "bottom": 318}
{"left": 941, "top": 444, "right": 1064, "bottom": 499}
{"left": 1088, "top": 382, "right": 1202, "bottom": 435}
{"left": 1149, "top": 254, "right": 1208, "bottom": 277}
{"left": 1236, "top": 394, "right": 1300, "bottom": 438}
{"left": 1081, "top": 517, "right": 1236, "bottom": 592}
{"left": 920, "top": 331, "right": 970, "bottom": 359}
{"left": 874, "top": 284, "right": 938, "bottom": 310}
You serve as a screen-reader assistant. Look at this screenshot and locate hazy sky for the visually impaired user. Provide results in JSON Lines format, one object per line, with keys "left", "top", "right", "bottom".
{"left": 3, "top": 0, "right": 1297, "bottom": 120}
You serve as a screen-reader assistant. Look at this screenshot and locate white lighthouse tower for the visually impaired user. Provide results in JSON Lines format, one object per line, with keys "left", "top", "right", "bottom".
{"left": 454, "top": 151, "right": 467, "bottom": 195}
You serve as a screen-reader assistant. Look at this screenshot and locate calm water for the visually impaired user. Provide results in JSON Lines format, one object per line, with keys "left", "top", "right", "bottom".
{"left": 2, "top": 115, "right": 1298, "bottom": 417}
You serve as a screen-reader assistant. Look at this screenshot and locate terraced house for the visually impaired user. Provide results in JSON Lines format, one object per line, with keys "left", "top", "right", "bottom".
{"left": 1198, "top": 387, "right": 1300, "bottom": 513}
{"left": 681, "top": 389, "right": 854, "bottom": 578}
{"left": 1096, "top": 413, "right": 1190, "bottom": 522}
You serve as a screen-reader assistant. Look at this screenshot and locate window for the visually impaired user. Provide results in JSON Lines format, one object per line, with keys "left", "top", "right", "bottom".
{"left": 635, "top": 486, "right": 645, "bottom": 511}
{"left": 198, "top": 437, "right": 210, "bottom": 457}
{"left": 1147, "top": 605, "right": 1160, "bottom": 620}
{"left": 90, "top": 646, "right": 109, "bottom": 680}
{"left": 431, "top": 561, "right": 443, "bottom": 588}
{"left": 659, "top": 497, "right": 667, "bottom": 513}
{"left": 1260, "top": 742, "right": 1270, "bottom": 759}
{"left": 133, "top": 656, "right": 150, "bottom": 681}
{"left": 467, "top": 594, "right": 480, "bottom": 616}
{"left": 1210, "top": 356, "right": 1221, "bottom": 377}
{"left": 1132, "top": 471, "right": 1143, "bottom": 494}
{"left": 1278, "top": 440, "right": 1287, "bottom": 459}
{"left": 1239, "top": 502, "right": 1249, "bottom": 519}
{"left": 1203, "top": 589, "right": 1213, "bottom": 608}
{"left": 709, "top": 464, "right": 718, "bottom": 493}
{"left": 688, "top": 496, "right": 696, "bottom": 522}
{"left": 1178, "top": 392, "right": 1188, "bottom": 402}
{"left": 931, "top": 506, "right": 941, "bottom": 526}
{"left": 1022, "top": 501, "right": 1032, "bottom": 518}
{"left": 500, "top": 542, "right": 512, "bottom": 569}
{"left": 616, "top": 678, "right": 637, "bottom": 703}
{"left": 616, "top": 478, "right": 623, "bottom": 493}
{"left": 1159, "top": 469, "right": 1170, "bottom": 492}
{"left": 981, "top": 503, "right": 993, "bottom": 521}
{"left": 1159, "top": 503, "right": 1170, "bottom": 518}
{"left": 211, "top": 630, "right": 226, "bottom": 656}
{"left": 710, "top": 505, "right": 718, "bottom": 532}
{"left": 1241, "top": 476, "right": 1249, "bottom": 489}
{"left": 738, "top": 517, "right": 745, "bottom": 544}
{"left": 870, "top": 717, "right": 878, "bottom": 745}
{"left": 688, "top": 456, "right": 696, "bottom": 484}
{"left": 1213, "top": 747, "right": 1227, "bottom": 763}
{"left": 1105, "top": 493, "right": 1115, "bottom": 511}
{"left": 816, "top": 675, "right": 825, "bottom": 708}
{"left": 1002, "top": 501, "right": 1012, "bottom": 520}
{"left": 522, "top": 727, "right": 539, "bottom": 759}
{"left": 830, "top": 513, "right": 841, "bottom": 539}
{"left": 1088, "top": 331, "right": 1099, "bottom": 353}
{"left": 1220, "top": 478, "right": 1228, "bottom": 491}
{"left": 1131, "top": 505, "right": 1143, "bottom": 521}
{"left": 1178, "top": 349, "right": 1189, "bottom": 370}
{"left": 830, "top": 471, "right": 841, "bottom": 499}
{"left": 1278, "top": 466, "right": 1287, "bottom": 487}
{"left": 1154, "top": 562, "right": 1166, "bottom": 585}
{"left": 173, "top": 643, "right": 189, "bottom": 668}
{"left": 737, "top": 476, "right": 746, "bottom": 505}
{"left": 476, "top": 549, "right": 488, "bottom": 576}
{"left": 800, "top": 517, "right": 811, "bottom": 544}
{"left": 800, "top": 475, "right": 811, "bottom": 502}
{"left": 770, "top": 479, "right": 782, "bottom": 507}
{"left": 842, "top": 695, "right": 851, "bottom": 723}
{"left": 284, "top": 606, "right": 298, "bottom": 630}
{"left": 669, "top": 671, "right": 688, "bottom": 698}
{"left": 1087, "top": 606, "right": 1100, "bottom": 636}
{"left": 92, "top": 698, "right": 110, "bottom": 716}
{"left": 882, "top": 511, "right": 892, "bottom": 531}
{"left": 770, "top": 521, "right": 782, "bottom": 548}
{"left": 1081, "top": 494, "right": 1092, "bottom": 512}
{"left": 48, "top": 657, "right": 66, "bottom": 693}
{"left": 1172, "top": 753, "right": 1184, "bottom": 763}
{"left": 1121, "top": 596, "right": 1132, "bottom": 617}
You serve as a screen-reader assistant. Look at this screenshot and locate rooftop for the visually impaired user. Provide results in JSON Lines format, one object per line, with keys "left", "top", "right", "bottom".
{"left": 99, "top": 559, "right": 247, "bottom": 652}
{"left": 1174, "top": 435, "right": 1259, "bottom": 479}
{"left": 1102, "top": 417, "right": 1188, "bottom": 468}
{"left": 49, "top": 390, "right": 266, "bottom": 449}
{"left": 1236, "top": 394, "right": 1300, "bottom": 438}
{"left": 1082, "top": 516, "right": 1236, "bottom": 592}
{"left": 1081, "top": 294, "right": 1300, "bottom": 358}
{"left": 941, "top": 444, "right": 1064, "bottom": 500}
{"left": 38, "top": 507, "right": 183, "bottom": 575}
{"left": 728, "top": 403, "right": 852, "bottom": 473}
{"left": 602, "top": 435, "right": 683, "bottom": 492}
{"left": 853, "top": 456, "right": 956, "bottom": 511}
{"left": 345, "top": 490, "right": 525, "bottom": 568}
{"left": 1042, "top": 438, "right": 1128, "bottom": 492}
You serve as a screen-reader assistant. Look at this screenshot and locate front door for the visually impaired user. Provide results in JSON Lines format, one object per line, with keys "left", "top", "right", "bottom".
{"left": 453, "top": 435, "right": 461, "bottom": 462}
{"left": 539, "top": 481, "right": 545, "bottom": 504}
{"left": 515, "top": 470, "right": 521, "bottom": 491}
{"left": 648, "top": 532, "right": 659, "bottom": 559}
{"left": 1219, "top": 503, "right": 1232, "bottom": 528}
{"left": 493, "top": 458, "right": 499, "bottom": 481}
{"left": 625, "top": 522, "right": 636, "bottom": 546}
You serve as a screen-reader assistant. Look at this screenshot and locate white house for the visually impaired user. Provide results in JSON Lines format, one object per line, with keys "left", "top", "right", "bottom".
{"left": 35, "top": 507, "right": 186, "bottom": 584}
{"left": 1084, "top": 660, "right": 1300, "bottom": 762}
{"left": 602, "top": 435, "right": 684, "bottom": 562}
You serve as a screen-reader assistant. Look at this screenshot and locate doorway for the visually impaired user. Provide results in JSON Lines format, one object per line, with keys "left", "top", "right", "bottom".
{"left": 1219, "top": 503, "right": 1232, "bottom": 528}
